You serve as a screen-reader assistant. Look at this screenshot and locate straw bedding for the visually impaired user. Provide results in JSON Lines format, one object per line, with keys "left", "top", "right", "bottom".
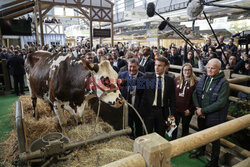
{"left": 0, "top": 95, "right": 133, "bottom": 167}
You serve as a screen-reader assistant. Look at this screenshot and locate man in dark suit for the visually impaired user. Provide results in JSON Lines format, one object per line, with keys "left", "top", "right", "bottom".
{"left": 168, "top": 46, "right": 182, "bottom": 66}
{"left": 137, "top": 56, "right": 176, "bottom": 137}
{"left": 7, "top": 50, "right": 25, "bottom": 96}
{"left": 111, "top": 48, "right": 127, "bottom": 70}
{"left": 93, "top": 48, "right": 105, "bottom": 63}
{"left": 139, "top": 47, "right": 155, "bottom": 72}
{"left": 106, "top": 53, "right": 119, "bottom": 73}
{"left": 118, "top": 58, "right": 144, "bottom": 138}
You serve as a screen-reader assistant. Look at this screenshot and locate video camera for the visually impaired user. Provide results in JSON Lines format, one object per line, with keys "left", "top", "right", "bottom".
{"left": 237, "top": 30, "right": 250, "bottom": 45}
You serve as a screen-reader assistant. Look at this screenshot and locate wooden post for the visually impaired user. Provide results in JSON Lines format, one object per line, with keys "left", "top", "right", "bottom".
{"left": 224, "top": 70, "right": 231, "bottom": 79}
{"left": 33, "top": 4, "right": 40, "bottom": 45}
{"left": 134, "top": 133, "right": 172, "bottom": 167}
{"left": 111, "top": 7, "right": 114, "bottom": 47}
{"left": 170, "top": 114, "right": 250, "bottom": 158}
{"left": 228, "top": 77, "right": 250, "bottom": 83}
{"left": 38, "top": 0, "right": 44, "bottom": 45}
{"left": 233, "top": 157, "right": 250, "bottom": 167}
{"left": 0, "top": 27, "right": 2, "bottom": 46}
{"left": 102, "top": 154, "right": 146, "bottom": 167}
{"left": 229, "top": 83, "right": 250, "bottom": 94}
{"left": 90, "top": 7, "right": 93, "bottom": 50}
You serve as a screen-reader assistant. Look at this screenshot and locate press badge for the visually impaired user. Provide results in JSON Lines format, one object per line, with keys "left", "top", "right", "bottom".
{"left": 179, "top": 93, "right": 184, "bottom": 97}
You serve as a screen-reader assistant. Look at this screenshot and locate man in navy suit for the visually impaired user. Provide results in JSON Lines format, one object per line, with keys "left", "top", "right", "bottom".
{"left": 136, "top": 56, "right": 176, "bottom": 137}
{"left": 118, "top": 58, "right": 144, "bottom": 138}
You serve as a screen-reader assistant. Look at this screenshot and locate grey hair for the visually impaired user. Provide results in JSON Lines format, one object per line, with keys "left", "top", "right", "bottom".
{"left": 208, "top": 58, "right": 221, "bottom": 69}
{"left": 128, "top": 58, "right": 139, "bottom": 66}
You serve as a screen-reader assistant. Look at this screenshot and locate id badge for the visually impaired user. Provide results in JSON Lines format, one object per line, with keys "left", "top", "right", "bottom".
{"left": 179, "top": 93, "right": 184, "bottom": 97}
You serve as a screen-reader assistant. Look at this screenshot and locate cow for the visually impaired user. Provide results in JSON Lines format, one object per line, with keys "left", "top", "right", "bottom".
{"left": 25, "top": 51, "right": 124, "bottom": 129}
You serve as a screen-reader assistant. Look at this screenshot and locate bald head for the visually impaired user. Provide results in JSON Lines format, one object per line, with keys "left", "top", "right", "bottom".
{"left": 207, "top": 58, "right": 221, "bottom": 77}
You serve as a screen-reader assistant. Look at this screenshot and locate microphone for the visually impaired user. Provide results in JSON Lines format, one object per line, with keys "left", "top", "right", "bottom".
{"left": 147, "top": 2, "right": 155, "bottom": 17}
{"left": 158, "top": 18, "right": 169, "bottom": 30}
{"left": 158, "top": 21, "right": 167, "bottom": 31}
{"left": 232, "top": 33, "right": 240, "bottom": 38}
{"left": 187, "top": 0, "right": 204, "bottom": 19}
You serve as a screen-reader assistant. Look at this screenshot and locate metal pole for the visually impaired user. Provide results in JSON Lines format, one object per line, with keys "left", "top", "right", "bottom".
{"left": 203, "top": 11, "right": 226, "bottom": 58}
{"left": 19, "top": 127, "right": 132, "bottom": 162}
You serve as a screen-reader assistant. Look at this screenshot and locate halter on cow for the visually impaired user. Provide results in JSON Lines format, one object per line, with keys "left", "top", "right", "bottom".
{"left": 25, "top": 51, "right": 124, "bottom": 129}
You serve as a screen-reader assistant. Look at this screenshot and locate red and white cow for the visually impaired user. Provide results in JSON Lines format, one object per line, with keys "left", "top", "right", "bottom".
{"left": 25, "top": 51, "right": 124, "bottom": 128}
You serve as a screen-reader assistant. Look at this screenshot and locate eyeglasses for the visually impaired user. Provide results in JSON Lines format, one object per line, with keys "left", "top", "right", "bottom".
{"left": 184, "top": 69, "right": 191, "bottom": 71}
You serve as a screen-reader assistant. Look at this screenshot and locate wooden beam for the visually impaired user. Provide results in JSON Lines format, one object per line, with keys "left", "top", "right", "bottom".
{"left": 45, "top": 14, "right": 86, "bottom": 19}
{"left": 38, "top": 0, "right": 44, "bottom": 45}
{"left": 0, "top": 1, "right": 34, "bottom": 17}
{"left": 229, "top": 96, "right": 250, "bottom": 105}
{"left": 230, "top": 83, "right": 250, "bottom": 95}
{"left": 40, "top": 1, "right": 111, "bottom": 10}
{"left": 2, "top": 6, "right": 34, "bottom": 19}
{"left": 0, "top": 0, "right": 25, "bottom": 9}
{"left": 41, "top": 5, "right": 54, "bottom": 18}
{"left": 1, "top": 4, "right": 49, "bottom": 19}
{"left": 228, "top": 76, "right": 250, "bottom": 83}
{"left": 33, "top": 5, "right": 40, "bottom": 45}
{"left": 102, "top": 154, "right": 146, "bottom": 167}
{"left": 75, "top": 7, "right": 90, "bottom": 20}
{"left": 111, "top": 7, "right": 114, "bottom": 47}
{"left": 170, "top": 114, "right": 250, "bottom": 158}
{"left": 80, "top": 18, "right": 89, "bottom": 26}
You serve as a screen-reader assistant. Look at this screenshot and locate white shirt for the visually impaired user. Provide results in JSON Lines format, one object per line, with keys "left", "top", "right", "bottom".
{"left": 128, "top": 73, "right": 138, "bottom": 106}
{"left": 140, "top": 56, "right": 149, "bottom": 66}
{"left": 153, "top": 74, "right": 165, "bottom": 107}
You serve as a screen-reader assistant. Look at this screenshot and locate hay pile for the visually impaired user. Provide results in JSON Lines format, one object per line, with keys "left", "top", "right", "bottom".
{"left": 1, "top": 95, "right": 133, "bottom": 167}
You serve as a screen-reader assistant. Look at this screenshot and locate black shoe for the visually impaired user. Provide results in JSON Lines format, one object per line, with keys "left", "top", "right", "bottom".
{"left": 189, "top": 150, "right": 205, "bottom": 159}
{"left": 205, "top": 160, "right": 218, "bottom": 167}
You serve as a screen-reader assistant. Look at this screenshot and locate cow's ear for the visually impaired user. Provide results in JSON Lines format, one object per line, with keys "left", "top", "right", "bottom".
{"left": 81, "top": 58, "right": 99, "bottom": 73}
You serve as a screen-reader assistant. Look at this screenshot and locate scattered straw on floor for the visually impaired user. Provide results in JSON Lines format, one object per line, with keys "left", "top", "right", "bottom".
{"left": 1, "top": 95, "right": 133, "bottom": 167}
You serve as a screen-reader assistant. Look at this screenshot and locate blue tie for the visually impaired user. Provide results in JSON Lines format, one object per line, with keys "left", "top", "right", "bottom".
{"left": 157, "top": 76, "right": 162, "bottom": 107}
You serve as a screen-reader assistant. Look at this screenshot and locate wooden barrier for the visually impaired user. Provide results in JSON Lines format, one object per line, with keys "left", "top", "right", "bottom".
{"left": 170, "top": 64, "right": 249, "bottom": 80}
{"left": 102, "top": 154, "right": 146, "bottom": 167}
{"left": 232, "top": 157, "right": 250, "bottom": 167}
{"left": 189, "top": 124, "right": 250, "bottom": 158}
{"left": 103, "top": 114, "right": 250, "bottom": 167}
{"left": 228, "top": 77, "right": 250, "bottom": 84}
{"left": 169, "top": 114, "right": 250, "bottom": 158}
{"left": 168, "top": 71, "right": 250, "bottom": 95}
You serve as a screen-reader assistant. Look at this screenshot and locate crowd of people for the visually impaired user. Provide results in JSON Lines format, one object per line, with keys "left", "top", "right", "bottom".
{"left": 0, "top": 35, "right": 249, "bottom": 167}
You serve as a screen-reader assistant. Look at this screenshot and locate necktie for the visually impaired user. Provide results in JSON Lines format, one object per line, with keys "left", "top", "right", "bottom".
{"left": 157, "top": 76, "right": 162, "bottom": 107}
{"left": 128, "top": 76, "right": 135, "bottom": 103}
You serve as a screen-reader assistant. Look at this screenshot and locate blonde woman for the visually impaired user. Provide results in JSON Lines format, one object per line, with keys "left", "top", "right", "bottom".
{"left": 172, "top": 63, "right": 198, "bottom": 140}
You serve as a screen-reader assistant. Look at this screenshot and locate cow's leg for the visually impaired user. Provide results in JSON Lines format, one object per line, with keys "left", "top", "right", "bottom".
{"left": 31, "top": 97, "right": 37, "bottom": 119}
{"left": 63, "top": 104, "right": 78, "bottom": 126}
{"left": 49, "top": 103, "right": 55, "bottom": 116}
{"left": 53, "top": 101, "right": 67, "bottom": 132}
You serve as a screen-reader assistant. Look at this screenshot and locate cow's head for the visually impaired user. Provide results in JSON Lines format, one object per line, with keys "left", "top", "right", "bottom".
{"left": 82, "top": 59, "right": 124, "bottom": 108}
